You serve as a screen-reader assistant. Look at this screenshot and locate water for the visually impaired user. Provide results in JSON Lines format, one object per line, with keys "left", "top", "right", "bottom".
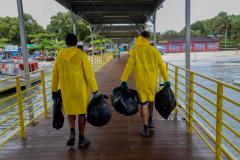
{"left": 165, "top": 51, "right": 240, "bottom": 159}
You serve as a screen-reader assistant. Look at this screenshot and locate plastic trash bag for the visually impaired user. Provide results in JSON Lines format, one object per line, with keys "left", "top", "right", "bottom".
{"left": 52, "top": 91, "right": 64, "bottom": 130}
{"left": 87, "top": 95, "right": 112, "bottom": 127}
{"left": 155, "top": 86, "right": 176, "bottom": 119}
{"left": 111, "top": 87, "right": 139, "bottom": 116}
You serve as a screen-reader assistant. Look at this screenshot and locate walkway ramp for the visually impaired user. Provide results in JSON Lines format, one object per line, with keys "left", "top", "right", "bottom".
{"left": 0, "top": 56, "right": 214, "bottom": 160}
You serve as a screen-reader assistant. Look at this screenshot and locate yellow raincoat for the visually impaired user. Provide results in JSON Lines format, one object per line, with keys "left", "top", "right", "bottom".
{"left": 51, "top": 47, "right": 98, "bottom": 115}
{"left": 121, "top": 36, "right": 169, "bottom": 103}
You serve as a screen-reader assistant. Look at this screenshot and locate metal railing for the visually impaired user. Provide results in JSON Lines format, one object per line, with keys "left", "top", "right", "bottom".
{"left": 0, "top": 53, "right": 113, "bottom": 147}
{"left": 165, "top": 62, "right": 240, "bottom": 160}
{"left": 88, "top": 52, "right": 114, "bottom": 71}
{"left": 0, "top": 67, "right": 52, "bottom": 146}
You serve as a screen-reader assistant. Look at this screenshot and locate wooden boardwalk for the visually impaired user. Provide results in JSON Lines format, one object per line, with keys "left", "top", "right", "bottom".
{"left": 0, "top": 56, "right": 214, "bottom": 160}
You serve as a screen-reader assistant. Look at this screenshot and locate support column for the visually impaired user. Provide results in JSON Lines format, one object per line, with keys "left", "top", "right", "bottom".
{"left": 16, "top": 0, "right": 34, "bottom": 122}
{"left": 72, "top": 12, "right": 77, "bottom": 35}
{"left": 153, "top": 10, "right": 157, "bottom": 47}
{"left": 16, "top": 0, "right": 29, "bottom": 76}
{"left": 90, "top": 25, "right": 95, "bottom": 70}
{"left": 185, "top": 0, "right": 191, "bottom": 70}
{"left": 185, "top": 0, "right": 191, "bottom": 129}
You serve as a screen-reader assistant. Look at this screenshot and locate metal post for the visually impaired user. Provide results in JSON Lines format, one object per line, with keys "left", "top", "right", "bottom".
{"left": 90, "top": 25, "right": 95, "bottom": 71}
{"left": 100, "top": 38, "right": 103, "bottom": 54}
{"left": 185, "top": 0, "right": 191, "bottom": 128}
{"left": 16, "top": 0, "right": 34, "bottom": 122}
{"left": 104, "top": 39, "right": 107, "bottom": 53}
{"left": 185, "top": 0, "right": 191, "bottom": 70}
{"left": 153, "top": 10, "right": 157, "bottom": 47}
{"left": 72, "top": 12, "right": 77, "bottom": 35}
{"left": 174, "top": 67, "right": 179, "bottom": 120}
{"left": 215, "top": 83, "right": 223, "bottom": 160}
{"left": 16, "top": 76, "right": 26, "bottom": 140}
{"left": 188, "top": 72, "right": 194, "bottom": 134}
{"left": 41, "top": 70, "right": 48, "bottom": 118}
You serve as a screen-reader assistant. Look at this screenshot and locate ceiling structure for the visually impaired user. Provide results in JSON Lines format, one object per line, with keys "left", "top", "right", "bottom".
{"left": 56, "top": 0, "right": 165, "bottom": 42}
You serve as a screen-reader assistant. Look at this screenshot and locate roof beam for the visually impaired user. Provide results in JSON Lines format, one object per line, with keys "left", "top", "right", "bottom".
{"left": 72, "top": 5, "right": 151, "bottom": 12}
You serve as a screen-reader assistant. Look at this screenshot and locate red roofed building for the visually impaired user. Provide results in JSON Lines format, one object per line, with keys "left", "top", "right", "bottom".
{"left": 159, "top": 36, "right": 220, "bottom": 53}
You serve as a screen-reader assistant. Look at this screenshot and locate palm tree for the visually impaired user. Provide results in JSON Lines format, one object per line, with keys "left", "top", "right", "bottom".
{"left": 214, "top": 12, "right": 232, "bottom": 47}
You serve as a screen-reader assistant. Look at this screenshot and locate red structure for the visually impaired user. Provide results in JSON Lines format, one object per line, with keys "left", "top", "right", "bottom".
{"left": 159, "top": 36, "right": 219, "bottom": 53}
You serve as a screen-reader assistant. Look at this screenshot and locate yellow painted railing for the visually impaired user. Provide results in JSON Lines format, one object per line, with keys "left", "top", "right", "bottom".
{"left": 165, "top": 62, "right": 240, "bottom": 160}
{"left": 0, "top": 67, "right": 52, "bottom": 146}
{"left": 0, "top": 53, "right": 113, "bottom": 147}
{"left": 88, "top": 52, "right": 114, "bottom": 72}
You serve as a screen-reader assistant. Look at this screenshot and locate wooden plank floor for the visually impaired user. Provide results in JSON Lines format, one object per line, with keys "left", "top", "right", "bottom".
{"left": 0, "top": 56, "right": 215, "bottom": 160}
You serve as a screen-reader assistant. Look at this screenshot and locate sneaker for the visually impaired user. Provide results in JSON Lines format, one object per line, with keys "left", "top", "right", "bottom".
{"left": 148, "top": 120, "right": 155, "bottom": 129}
{"left": 78, "top": 138, "right": 90, "bottom": 148}
{"left": 67, "top": 138, "right": 75, "bottom": 146}
{"left": 67, "top": 131, "right": 75, "bottom": 146}
{"left": 140, "top": 127, "right": 150, "bottom": 137}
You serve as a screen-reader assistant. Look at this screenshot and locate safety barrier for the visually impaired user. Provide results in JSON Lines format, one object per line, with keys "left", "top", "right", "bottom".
{"left": 0, "top": 53, "right": 113, "bottom": 147}
{"left": 0, "top": 67, "right": 52, "bottom": 146}
{"left": 165, "top": 62, "right": 240, "bottom": 160}
{"left": 88, "top": 52, "right": 114, "bottom": 71}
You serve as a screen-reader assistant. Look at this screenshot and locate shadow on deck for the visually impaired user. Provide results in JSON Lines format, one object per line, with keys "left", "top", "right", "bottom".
{"left": 0, "top": 56, "right": 214, "bottom": 160}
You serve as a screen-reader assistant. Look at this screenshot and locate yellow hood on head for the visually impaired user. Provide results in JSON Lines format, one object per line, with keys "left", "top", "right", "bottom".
{"left": 135, "top": 36, "right": 150, "bottom": 46}
{"left": 59, "top": 47, "right": 78, "bottom": 61}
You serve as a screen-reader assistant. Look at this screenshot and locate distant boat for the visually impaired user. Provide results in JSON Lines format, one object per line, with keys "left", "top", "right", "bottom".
{"left": 233, "top": 76, "right": 240, "bottom": 85}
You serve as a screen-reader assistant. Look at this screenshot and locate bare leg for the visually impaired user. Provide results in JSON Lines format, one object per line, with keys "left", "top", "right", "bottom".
{"left": 148, "top": 102, "right": 155, "bottom": 128}
{"left": 149, "top": 102, "right": 154, "bottom": 118}
{"left": 67, "top": 115, "right": 76, "bottom": 146}
{"left": 78, "top": 114, "right": 90, "bottom": 147}
{"left": 68, "top": 115, "right": 76, "bottom": 128}
{"left": 140, "top": 102, "right": 150, "bottom": 137}
{"left": 78, "top": 114, "right": 86, "bottom": 137}
{"left": 140, "top": 103, "right": 149, "bottom": 126}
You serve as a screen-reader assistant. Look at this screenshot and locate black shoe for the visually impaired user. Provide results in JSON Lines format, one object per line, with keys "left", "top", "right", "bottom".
{"left": 78, "top": 138, "right": 90, "bottom": 148}
{"left": 148, "top": 120, "right": 155, "bottom": 129}
{"left": 67, "top": 131, "right": 75, "bottom": 146}
{"left": 140, "top": 127, "right": 150, "bottom": 137}
{"left": 67, "top": 138, "right": 75, "bottom": 146}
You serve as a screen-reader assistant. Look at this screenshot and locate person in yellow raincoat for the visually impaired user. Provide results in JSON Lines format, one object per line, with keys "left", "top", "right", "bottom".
{"left": 121, "top": 31, "right": 170, "bottom": 137}
{"left": 52, "top": 33, "right": 99, "bottom": 147}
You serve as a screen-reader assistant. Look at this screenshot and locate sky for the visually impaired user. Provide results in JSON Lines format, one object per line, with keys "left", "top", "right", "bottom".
{"left": 0, "top": 0, "right": 240, "bottom": 32}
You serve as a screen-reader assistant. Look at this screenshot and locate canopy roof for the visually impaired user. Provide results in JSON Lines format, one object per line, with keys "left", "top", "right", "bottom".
{"left": 56, "top": 0, "right": 165, "bottom": 40}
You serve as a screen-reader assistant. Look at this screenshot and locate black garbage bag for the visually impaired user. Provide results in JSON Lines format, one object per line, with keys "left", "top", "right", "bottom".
{"left": 111, "top": 87, "right": 139, "bottom": 116}
{"left": 87, "top": 95, "right": 112, "bottom": 127}
{"left": 155, "top": 86, "right": 176, "bottom": 119}
{"left": 52, "top": 90, "right": 64, "bottom": 130}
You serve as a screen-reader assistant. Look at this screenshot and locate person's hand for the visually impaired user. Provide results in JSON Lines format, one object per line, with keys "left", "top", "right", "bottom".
{"left": 52, "top": 90, "right": 62, "bottom": 103}
{"left": 120, "top": 81, "right": 128, "bottom": 89}
{"left": 93, "top": 91, "right": 101, "bottom": 98}
{"left": 164, "top": 81, "right": 171, "bottom": 88}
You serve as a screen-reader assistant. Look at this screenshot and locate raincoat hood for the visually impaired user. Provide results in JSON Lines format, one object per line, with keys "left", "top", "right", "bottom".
{"left": 59, "top": 47, "right": 78, "bottom": 61}
{"left": 135, "top": 36, "right": 150, "bottom": 46}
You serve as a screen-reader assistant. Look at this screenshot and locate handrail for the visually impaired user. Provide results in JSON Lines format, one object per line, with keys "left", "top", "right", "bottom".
{"left": 165, "top": 62, "right": 240, "bottom": 160}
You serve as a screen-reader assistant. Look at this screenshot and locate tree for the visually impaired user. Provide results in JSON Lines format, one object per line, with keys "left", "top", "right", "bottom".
{"left": 163, "top": 30, "right": 179, "bottom": 37}
{"left": 28, "top": 33, "right": 65, "bottom": 52}
{"left": 214, "top": 12, "right": 232, "bottom": 45}
{"left": 231, "top": 15, "right": 240, "bottom": 41}
{"left": 47, "top": 12, "right": 90, "bottom": 41}
{"left": 0, "top": 14, "right": 45, "bottom": 45}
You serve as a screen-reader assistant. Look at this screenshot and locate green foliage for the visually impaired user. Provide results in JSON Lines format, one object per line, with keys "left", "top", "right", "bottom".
{"left": 0, "top": 14, "right": 44, "bottom": 45}
{"left": 159, "top": 12, "right": 240, "bottom": 45}
{"left": 28, "top": 33, "right": 65, "bottom": 52}
{"left": 46, "top": 12, "right": 90, "bottom": 41}
{"left": 0, "top": 38, "right": 10, "bottom": 48}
